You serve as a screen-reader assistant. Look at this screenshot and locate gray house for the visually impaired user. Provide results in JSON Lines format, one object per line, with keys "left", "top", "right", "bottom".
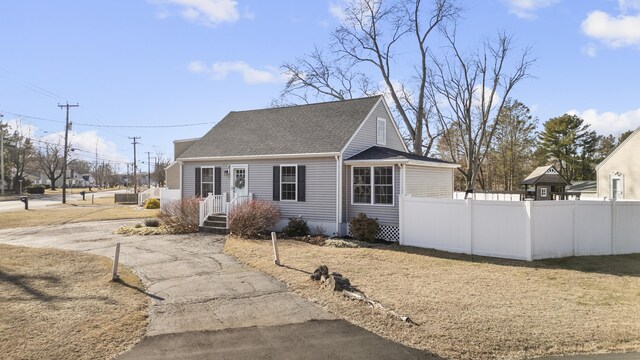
{"left": 165, "top": 96, "right": 458, "bottom": 241}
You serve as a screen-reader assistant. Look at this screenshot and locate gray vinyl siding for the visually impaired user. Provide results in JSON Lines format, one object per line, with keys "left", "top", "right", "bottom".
{"left": 182, "top": 157, "right": 337, "bottom": 222}
{"left": 344, "top": 164, "right": 400, "bottom": 226}
{"left": 405, "top": 166, "right": 453, "bottom": 198}
{"left": 342, "top": 101, "right": 406, "bottom": 158}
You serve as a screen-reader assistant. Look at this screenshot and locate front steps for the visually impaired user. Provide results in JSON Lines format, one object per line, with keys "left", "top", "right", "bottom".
{"left": 200, "top": 214, "right": 229, "bottom": 235}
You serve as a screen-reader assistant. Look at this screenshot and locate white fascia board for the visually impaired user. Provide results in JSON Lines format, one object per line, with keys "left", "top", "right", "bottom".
{"left": 380, "top": 97, "right": 410, "bottom": 153}
{"left": 178, "top": 152, "right": 340, "bottom": 162}
{"left": 344, "top": 159, "right": 458, "bottom": 168}
{"left": 344, "top": 159, "right": 409, "bottom": 166}
{"left": 173, "top": 137, "right": 202, "bottom": 144}
{"left": 595, "top": 126, "right": 640, "bottom": 170}
{"left": 406, "top": 160, "right": 460, "bottom": 169}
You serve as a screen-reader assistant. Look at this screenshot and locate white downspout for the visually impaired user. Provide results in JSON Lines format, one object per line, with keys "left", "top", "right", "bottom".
{"left": 335, "top": 155, "right": 342, "bottom": 236}
{"left": 179, "top": 161, "right": 183, "bottom": 198}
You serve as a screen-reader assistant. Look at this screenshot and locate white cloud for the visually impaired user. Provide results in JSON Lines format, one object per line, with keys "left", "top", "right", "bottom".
{"left": 188, "top": 61, "right": 285, "bottom": 84}
{"left": 582, "top": 43, "right": 598, "bottom": 57}
{"left": 504, "top": 0, "right": 560, "bottom": 20}
{"left": 619, "top": 0, "right": 640, "bottom": 12}
{"left": 187, "top": 60, "right": 208, "bottom": 74}
{"left": 329, "top": 2, "right": 347, "bottom": 22}
{"left": 567, "top": 108, "right": 640, "bottom": 135}
{"left": 41, "top": 130, "right": 128, "bottom": 166}
{"left": 150, "top": 0, "right": 242, "bottom": 27}
{"left": 581, "top": 9, "right": 640, "bottom": 48}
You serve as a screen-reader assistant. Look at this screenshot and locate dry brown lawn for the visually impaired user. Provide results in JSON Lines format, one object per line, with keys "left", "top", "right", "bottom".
{"left": 0, "top": 196, "right": 159, "bottom": 230}
{"left": 0, "top": 244, "right": 148, "bottom": 360}
{"left": 225, "top": 237, "right": 640, "bottom": 360}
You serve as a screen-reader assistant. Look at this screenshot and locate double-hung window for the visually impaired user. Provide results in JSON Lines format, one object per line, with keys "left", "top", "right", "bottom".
{"left": 281, "top": 165, "right": 297, "bottom": 201}
{"left": 201, "top": 167, "right": 214, "bottom": 196}
{"left": 352, "top": 166, "right": 393, "bottom": 205}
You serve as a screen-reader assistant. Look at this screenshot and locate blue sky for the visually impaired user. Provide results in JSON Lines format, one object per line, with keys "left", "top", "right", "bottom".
{"left": 0, "top": 0, "right": 639, "bottom": 170}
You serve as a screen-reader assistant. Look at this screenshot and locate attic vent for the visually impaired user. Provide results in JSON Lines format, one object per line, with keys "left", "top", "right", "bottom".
{"left": 546, "top": 167, "right": 558, "bottom": 174}
{"left": 377, "top": 118, "right": 386, "bottom": 145}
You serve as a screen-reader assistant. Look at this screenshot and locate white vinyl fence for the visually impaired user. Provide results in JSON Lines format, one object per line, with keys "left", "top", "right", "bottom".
{"left": 399, "top": 196, "right": 640, "bottom": 261}
{"left": 160, "top": 189, "right": 181, "bottom": 211}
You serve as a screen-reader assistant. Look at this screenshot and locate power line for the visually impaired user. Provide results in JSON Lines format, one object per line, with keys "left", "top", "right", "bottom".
{"left": 0, "top": 110, "right": 214, "bottom": 128}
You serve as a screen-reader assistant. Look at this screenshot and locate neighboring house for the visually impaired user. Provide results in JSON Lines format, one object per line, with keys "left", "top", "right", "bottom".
{"left": 566, "top": 181, "right": 597, "bottom": 199}
{"left": 165, "top": 96, "right": 458, "bottom": 240}
{"left": 522, "top": 165, "right": 570, "bottom": 200}
{"left": 596, "top": 127, "right": 640, "bottom": 200}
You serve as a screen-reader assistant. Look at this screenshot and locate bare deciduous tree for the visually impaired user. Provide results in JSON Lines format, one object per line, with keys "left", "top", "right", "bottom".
{"left": 280, "top": 0, "right": 460, "bottom": 155}
{"left": 430, "top": 30, "right": 534, "bottom": 190}
{"left": 35, "top": 142, "right": 64, "bottom": 190}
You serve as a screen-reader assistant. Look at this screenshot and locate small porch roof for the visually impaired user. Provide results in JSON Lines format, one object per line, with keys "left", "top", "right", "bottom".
{"left": 344, "top": 146, "right": 459, "bottom": 168}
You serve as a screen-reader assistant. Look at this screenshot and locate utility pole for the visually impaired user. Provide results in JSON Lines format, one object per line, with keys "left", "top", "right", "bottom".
{"left": 129, "top": 137, "right": 140, "bottom": 193}
{"left": 0, "top": 113, "right": 5, "bottom": 196}
{"left": 145, "top": 151, "right": 156, "bottom": 187}
{"left": 58, "top": 102, "right": 79, "bottom": 204}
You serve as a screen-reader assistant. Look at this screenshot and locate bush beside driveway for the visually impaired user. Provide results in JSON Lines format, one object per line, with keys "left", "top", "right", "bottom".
{"left": 224, "top": 236, "right": 640, "bottom": 360}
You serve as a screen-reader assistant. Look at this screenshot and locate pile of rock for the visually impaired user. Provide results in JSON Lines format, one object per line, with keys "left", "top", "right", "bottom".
{"left": 310, "top": 265, "right": 351, "bottom": 291}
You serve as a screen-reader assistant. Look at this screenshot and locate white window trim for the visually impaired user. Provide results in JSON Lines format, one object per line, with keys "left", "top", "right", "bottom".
{"left": 201, "top": 166, "right": 215, "bottom": 196}
{"left": 351, "top": 165, "right": 395, "bottom": 207}
{"left": 540, "top": 187, "right": 547, "bottom": 197}
{"left": 610, "top": 174, "right": 623, "bottom": 200}
{"left": 280, "top": 164, "right": 298, "bottom": 202}
{"left": 376, "top": 117, "right": 387, "bottom": 146}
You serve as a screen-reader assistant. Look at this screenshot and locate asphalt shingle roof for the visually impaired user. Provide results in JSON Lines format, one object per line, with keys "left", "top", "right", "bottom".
{"left": 522, "top": 165, "right": 570, "bottom": 185}
{"left": 178, "top": 96, "right": 383, "bottom": 158}
{"left": 346, "top": 146, "right": 454, "bottom": 164}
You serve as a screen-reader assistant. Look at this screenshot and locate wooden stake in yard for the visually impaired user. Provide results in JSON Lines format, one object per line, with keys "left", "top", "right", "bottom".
{"left": 92, "top": 194, "right": 94, "bottom": 204}
{"left": 112, "top": 242, "right": 121, "bottom": 281}
{"left": 271, "top": 232, "right": 281, "bottom": 266}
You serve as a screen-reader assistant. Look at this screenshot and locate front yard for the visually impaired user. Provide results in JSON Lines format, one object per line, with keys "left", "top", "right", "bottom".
{"left": 0, "top": 244, "right": 148, "bottom": 360}
{"left": 0, "top": 196, "right": 159, "bottom": 229}
{"left": 225, "top": 237, "right": 640, "bottom": 360}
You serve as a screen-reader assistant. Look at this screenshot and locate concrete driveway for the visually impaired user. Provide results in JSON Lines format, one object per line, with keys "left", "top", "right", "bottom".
{"left": 0, "top": 221, "right": 436, "bottom": 359}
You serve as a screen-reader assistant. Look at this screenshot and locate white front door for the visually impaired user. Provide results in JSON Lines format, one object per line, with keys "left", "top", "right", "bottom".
{"left": 611, "top": 175, "right": 623, "bottom": 200}
{"left": 230, "top": 165, "right": 248, "bottom": 198}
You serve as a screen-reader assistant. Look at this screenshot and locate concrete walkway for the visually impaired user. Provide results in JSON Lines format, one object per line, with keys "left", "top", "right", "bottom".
{"left": 0, "top": 221, "right": 435, "bottom": 359}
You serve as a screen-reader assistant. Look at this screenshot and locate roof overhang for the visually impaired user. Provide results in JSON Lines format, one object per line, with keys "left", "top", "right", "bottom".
{"left": 174, "top": 137, "right": 201, "bottom": 144}
{"left": 178, "top": 152, "right": 341, "bottom": 162}
{"left": 344, "top": 159, "right": 459, "bottom": 169}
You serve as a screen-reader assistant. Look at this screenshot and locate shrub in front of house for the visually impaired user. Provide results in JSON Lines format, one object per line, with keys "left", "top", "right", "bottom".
{"left": 349, "top": 213, "right": 380, "bottom": 242}
{"left": 282, "top": 217, "right": 310, "bottom": 237}
{"left": 228, "top": 200, "right": 280, "bottom": 238}
{"left": 144, "top": 198, "right": 160, "bottom": 209}
{"left": 144, "top": 218, "right": 160, "bottom": 227}
{"left": 158, "top": 197, "right": 200, "bottom": 233}
{"left": 25, "top": 186, "right": 45, "bottom": 194}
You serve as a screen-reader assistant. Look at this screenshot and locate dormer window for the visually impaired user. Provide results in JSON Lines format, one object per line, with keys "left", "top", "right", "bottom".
{"left": 376, "top": 118, "right": 386, "bottom": 145}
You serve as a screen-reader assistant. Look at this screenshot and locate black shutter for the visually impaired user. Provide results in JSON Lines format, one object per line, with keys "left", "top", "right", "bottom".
{"left": 214, "top": 167, "right": 221, "bottom": 195}
{"left": 273, "top": 166, "right": 280, "bottom": 201}
{"left": 195, "top": 167, "right": 201, "bottom": 197}
{"left": 297, "top": 165, "right": 306, "bottom": 202}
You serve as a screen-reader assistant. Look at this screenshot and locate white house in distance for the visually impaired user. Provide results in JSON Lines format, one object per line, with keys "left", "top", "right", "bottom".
{"left": 596, "top": 127, "right": 640, "bottom": 200}
{"left": 165, "top": 96, "right": 458, "bottom": 240}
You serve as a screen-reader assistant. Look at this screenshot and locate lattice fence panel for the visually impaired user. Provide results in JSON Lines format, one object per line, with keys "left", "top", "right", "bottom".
{"left": 347, "top": 224, "right": 399, "bottom": 242}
